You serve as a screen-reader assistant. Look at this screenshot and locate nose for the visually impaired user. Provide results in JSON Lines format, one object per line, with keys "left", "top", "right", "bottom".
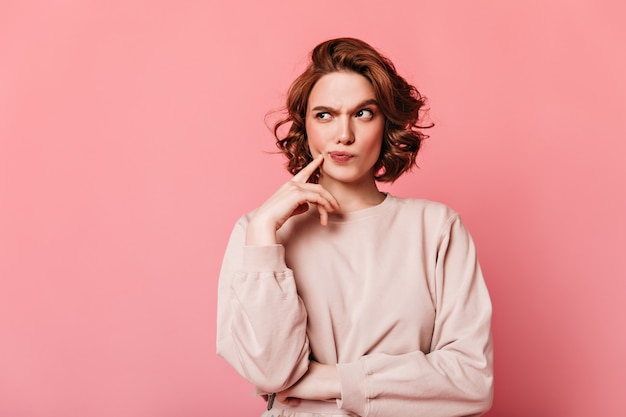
{"left": 336, "top": 117, "right": 355, "bottom": 145}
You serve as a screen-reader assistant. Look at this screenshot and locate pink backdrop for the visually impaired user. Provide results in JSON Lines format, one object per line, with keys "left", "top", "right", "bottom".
{"left": 1, "top": 1, "right": 625, "bottom": 416}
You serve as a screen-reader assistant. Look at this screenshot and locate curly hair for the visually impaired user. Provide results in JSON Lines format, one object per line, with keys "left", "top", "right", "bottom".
{"left": 274, "top": 37, "right": 431, "bottom": 183}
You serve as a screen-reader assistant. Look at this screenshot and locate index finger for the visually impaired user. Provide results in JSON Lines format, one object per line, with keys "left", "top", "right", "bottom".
{"left": 292, "top": 154, "right": 324, "bottom": 183}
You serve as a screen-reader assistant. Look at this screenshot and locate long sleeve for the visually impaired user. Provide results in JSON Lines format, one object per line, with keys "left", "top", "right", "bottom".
{"left": 216, "top": 217, "right": 310, "bottom": 393}
{"left": 336, "top": 214, "right": 493, "bottom": 417}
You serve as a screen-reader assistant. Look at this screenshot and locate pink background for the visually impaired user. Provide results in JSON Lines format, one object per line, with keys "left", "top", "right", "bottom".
{"left": 1, "top": 1, "right": 625, "bottom": 416}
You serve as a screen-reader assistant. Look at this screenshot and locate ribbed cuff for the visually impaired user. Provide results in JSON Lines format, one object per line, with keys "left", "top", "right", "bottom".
{"left": 336, "top": 360, "right": 368, "bottom": 416}
{"left": 242, "top": 245, "right": 287, "bottom": 272}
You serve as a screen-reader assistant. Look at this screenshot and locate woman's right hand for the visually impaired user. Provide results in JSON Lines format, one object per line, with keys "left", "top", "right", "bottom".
{"left": 246, "top": 154, "right": 340, "bottom": 246}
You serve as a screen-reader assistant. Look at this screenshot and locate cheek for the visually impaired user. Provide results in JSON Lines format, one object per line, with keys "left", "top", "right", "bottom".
{"left": 305, "top": 123, "right": 325, "bottom": 152}
{"left": 364, "top": 125, "right": 384, "bottom": 151}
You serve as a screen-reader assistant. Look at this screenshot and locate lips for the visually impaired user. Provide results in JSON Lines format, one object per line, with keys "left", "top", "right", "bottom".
{"left": 329, "top": 151, "right": 355, "bottom": 162}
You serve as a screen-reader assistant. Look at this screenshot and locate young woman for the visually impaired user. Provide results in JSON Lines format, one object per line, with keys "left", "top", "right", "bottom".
{"left": 217, "top": 38, "right": 493, "bottom": 417}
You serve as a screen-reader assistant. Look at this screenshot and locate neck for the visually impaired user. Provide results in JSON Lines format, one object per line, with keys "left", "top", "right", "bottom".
{"left": 318, "top": 175, "right": 385, "bottom": 212}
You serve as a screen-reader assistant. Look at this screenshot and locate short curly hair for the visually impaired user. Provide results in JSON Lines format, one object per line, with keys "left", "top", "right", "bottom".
{"left": 274, "top": 37, "right": 431, "bottom": 183}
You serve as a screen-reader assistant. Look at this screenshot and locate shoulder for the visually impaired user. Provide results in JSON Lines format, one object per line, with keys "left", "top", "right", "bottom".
{"left": 234, "top": 206, "right": 264, "bottom": 229}
{"left": 228, "top": 208, "right": 260, "bottom": 239}
{"left": 387, "top": 194, "right": 459, "bottom": 223}
{"left": 383, "top": 195, "right": 466, "bottom": 246}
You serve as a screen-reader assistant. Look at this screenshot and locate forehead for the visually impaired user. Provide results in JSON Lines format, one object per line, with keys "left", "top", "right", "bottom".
{"left": 308, "top": 71, "right": 376, "bottom": 107}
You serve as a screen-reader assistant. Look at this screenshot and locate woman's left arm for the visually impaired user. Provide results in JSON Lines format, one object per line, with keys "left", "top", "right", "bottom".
{"left": 337, "top": 214, "right": 493, "bottom": 417}
{"left": 278, "top": 214, "right": 493, "bottom": 417}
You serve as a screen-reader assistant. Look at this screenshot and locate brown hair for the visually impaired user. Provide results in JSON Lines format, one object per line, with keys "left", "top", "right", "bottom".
{"left": 274, "top": 37, "right": 431, "bottom": 183}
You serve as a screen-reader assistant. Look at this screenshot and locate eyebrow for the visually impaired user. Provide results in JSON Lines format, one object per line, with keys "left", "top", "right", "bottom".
{"left": 310, "top": 98, "right": 379, "bottom": 113}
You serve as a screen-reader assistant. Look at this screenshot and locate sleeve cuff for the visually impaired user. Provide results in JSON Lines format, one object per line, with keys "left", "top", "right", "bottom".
{"left": 242, "top": 245, "right": 287, "bottom": 272}
{"left": 336, "top": 360, "right": 368, "bottom": 416}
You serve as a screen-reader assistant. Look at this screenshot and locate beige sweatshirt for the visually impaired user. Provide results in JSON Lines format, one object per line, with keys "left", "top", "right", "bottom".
{"left": 217, "top": 194, "right": 493, "bottom": 417}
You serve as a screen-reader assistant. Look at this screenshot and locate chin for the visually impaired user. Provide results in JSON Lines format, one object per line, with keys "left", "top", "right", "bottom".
{"left": 323, "top": 173, "right": 369, "bottom": 186}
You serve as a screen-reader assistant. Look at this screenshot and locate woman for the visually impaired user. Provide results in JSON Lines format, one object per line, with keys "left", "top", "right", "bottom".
{"left": 217, "top": 37, "right": 493, "bottom": 417}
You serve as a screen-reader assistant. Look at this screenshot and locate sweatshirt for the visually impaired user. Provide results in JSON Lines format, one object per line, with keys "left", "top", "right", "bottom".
{"left": 216, "top": 194, "right": 494, "bottom": 417}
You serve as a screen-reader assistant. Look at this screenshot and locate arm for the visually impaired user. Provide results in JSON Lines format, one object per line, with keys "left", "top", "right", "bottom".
{"left": 275, "top": 360, "right": 341, "bottom": 406}
{"left": 216, "top": 221, "right": 311, "bottom": 393}
{"left": 337, "top": 214, "right": 493, "bottom": 417}
{"left": 216, "top": 155, "right": 340, "bottom": 393}
{"left": 277, "top": 214, "right": 493, "bottom": 417}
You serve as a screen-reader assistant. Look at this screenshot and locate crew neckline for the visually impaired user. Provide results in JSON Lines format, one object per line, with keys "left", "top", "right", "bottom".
{"left": 307, "top": 192, "right": 394, "bottom": 223}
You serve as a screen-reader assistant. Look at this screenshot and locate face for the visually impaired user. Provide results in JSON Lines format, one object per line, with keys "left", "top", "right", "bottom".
{"left": 305, "top": 71, "right": 385, "bottom": 187}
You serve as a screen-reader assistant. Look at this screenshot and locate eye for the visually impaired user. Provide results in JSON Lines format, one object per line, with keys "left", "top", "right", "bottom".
{"left": 315, "top": 112, "right": 331, "bottom": 120}
{"left": 356, "top": 108, "right": 374, "bottom": 119}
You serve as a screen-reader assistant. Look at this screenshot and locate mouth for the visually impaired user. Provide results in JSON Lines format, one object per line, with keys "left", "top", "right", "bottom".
{"left": 328, "top": 151, "right": 355, "bottom": 162}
